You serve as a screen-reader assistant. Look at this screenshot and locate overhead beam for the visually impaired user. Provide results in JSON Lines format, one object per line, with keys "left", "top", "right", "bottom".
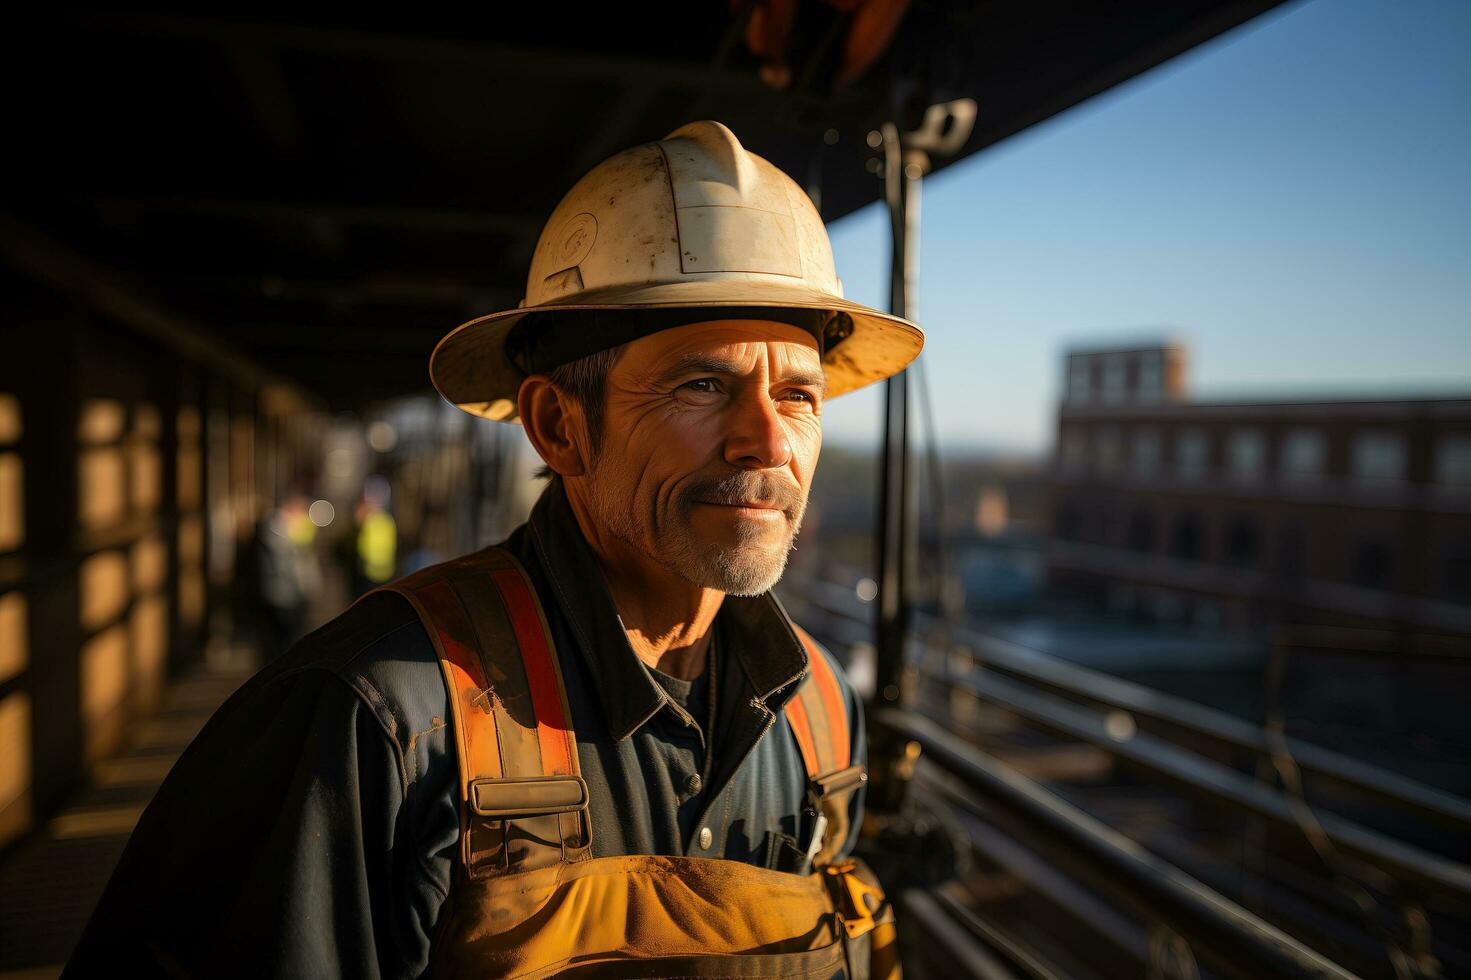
{"left": 214, "top": 323, "right": 446, "bottom": 354}
{"left": 66, "top": 13, "right": 773, "bottom": 94}
{"left": 227, "top": 48, "right": 307, "bottom": 158}
{"left": 0, "top": 211, "right": 318, "bottom": 413}
{"left": 257, "top": 352, "right": 440, "bottom": 408}
{"left": 173, "top": 274, "right": 514, "bottom": 309}
{"left": 93, "top": 196, "right": 542, "bottom": 238}
{"left": 565, "top": 82, "right": 659, "bottom": 196}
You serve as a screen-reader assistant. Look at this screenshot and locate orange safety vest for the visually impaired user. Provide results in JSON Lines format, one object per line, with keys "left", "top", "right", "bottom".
{"left": 382, "top": 546, "right": 899, "bottom": 979}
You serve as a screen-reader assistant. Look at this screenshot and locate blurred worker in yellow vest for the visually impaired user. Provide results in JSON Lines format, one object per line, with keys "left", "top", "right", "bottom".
{"left": 354, "top": 474, "right": 397, "bottom": 592}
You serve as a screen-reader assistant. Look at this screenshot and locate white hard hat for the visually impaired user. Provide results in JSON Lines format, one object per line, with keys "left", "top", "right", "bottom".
{"left": 430, "top": 120, "right": 923, "bottom": 422}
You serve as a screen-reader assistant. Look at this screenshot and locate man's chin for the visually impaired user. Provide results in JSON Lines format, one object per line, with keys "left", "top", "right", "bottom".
{"left": 705, "top": 566, "right": 787, "bottom": 598}
{"left": 663, "top": 542, "right": 791, "bottom": 597}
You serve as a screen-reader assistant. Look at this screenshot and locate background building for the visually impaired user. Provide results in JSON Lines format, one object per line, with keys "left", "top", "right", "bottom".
{"left": 1047, "top": 340, "right": 1471, "bottom": 644}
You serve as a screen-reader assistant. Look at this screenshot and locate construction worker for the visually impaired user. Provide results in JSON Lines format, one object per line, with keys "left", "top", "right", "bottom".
{"left": 65, "top": 120, "right": 923, "bottom": 978}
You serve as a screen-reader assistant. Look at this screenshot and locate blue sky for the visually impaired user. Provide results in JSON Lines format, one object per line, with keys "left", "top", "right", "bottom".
{"left": 821, "top": 0, "right": 1471, "bottom": 454}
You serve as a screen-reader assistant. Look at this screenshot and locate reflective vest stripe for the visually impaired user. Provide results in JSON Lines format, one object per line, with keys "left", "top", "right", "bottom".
{"left": 412, "top": 578, "right": 505, "bottom": 793}
{"left": 783, "top": 688, "right": 822, "bottom": 779}
{"left": 488, "top": 567, "right": 577, "bottom": 777}
{"left": 453, "top": 567, "right": 542, "bottom": 779}
{"left": 789, "top": 626, "right": 851, "bottom": 775}
{"left": 381, "top": 547, "right": 579, "bottom": 794}
{"left": 807, "top": 650, "right": 850, "bottom": 772}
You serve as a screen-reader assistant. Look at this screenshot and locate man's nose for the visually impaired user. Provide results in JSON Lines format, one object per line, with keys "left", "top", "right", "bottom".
{"left": 723, "top": 392, "right": 792, "bottom": 470}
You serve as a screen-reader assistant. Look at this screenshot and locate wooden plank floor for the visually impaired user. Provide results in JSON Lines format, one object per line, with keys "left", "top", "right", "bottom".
{"left": 0, "top": 658, "right": 255, "bottom": 978}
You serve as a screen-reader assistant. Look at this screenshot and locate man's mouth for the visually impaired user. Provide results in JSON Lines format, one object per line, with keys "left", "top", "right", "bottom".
{"left": 695, "top": 500, "right": 787, "bottom": 517}
{"left": 683, "top": 473, "right": 803, "bottom": 522}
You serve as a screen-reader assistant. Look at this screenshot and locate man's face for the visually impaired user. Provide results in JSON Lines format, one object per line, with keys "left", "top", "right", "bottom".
{"left": 580, "top": 319, "right": 824, "bottom": 596}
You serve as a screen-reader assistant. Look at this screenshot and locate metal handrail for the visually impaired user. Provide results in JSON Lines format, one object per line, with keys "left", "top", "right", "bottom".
{"left": 899, "top": 890, "right": 1028, "bottom": 980}
{"left": 928, "top": 885, "right": 1069, "bottom": 980}
{"left": 934, "top": 664, "right": 1471, "bottom": 913}
{"left": 784, "top": 580, "right": 1471, "bottom": 835}
{"left": 941, "top": 626, "right": 1471, "bottom": 835}
{"left": 881, "top": 708, "right": 1363, "bottom": 980}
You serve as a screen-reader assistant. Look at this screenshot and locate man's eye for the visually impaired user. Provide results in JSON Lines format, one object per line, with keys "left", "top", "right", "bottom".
{"left": 784, "top": 390, "right": 815, "bottom": 403}
{"left": 682, "top": 378, "right": 718, "bottom": 393}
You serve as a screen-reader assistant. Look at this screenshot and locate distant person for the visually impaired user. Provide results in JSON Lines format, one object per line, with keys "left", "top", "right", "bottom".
{"left": 354, "top": 474, "right": 398, "bottom": 593}
{"left": 250, "top": 494, "right": 321, "bottom": 660}
{"left": 66, "top": 122, "right": 912, "bottom": 978}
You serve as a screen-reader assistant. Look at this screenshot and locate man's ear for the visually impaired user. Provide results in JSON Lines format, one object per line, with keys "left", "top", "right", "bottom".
{"left": 518, "top": 376, "right": 589, "bottom": 477}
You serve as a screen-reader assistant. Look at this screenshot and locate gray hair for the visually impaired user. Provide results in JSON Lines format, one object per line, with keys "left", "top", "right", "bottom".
{"left": 533, "top": 345, "right": 622, "bottom": 478}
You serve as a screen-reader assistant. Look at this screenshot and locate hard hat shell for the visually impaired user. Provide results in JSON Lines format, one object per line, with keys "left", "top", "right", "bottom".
{"left": 430, "top": 120, "right": 923, "bottom": 422}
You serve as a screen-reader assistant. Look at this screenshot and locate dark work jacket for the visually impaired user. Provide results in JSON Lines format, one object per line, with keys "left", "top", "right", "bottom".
{"left": 64, "top": 477, "right": 866, "bottom": 979}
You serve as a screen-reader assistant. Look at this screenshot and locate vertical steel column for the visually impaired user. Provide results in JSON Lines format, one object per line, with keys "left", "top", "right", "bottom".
{"left": 874, "top": 122, "right": 921, "bottom": 706}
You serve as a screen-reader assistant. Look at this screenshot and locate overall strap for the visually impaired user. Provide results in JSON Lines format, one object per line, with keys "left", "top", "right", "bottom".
{"left": 378, "top": 546, "right": 591, "bottom": 879}
{"left": 788, "top": 628, "right": 893, "bottom": 975}
{"left": 786, "top": 626, "right": 867, "bottom": 868}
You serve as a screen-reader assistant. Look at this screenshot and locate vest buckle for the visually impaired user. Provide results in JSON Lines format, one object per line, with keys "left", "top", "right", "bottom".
{"left": 469, "top": 774, "right": 588, "bottom": 819}
{"left": 810, "top": 764, "right": 867, "bottom": 802}
{"left": 822, "top": 860, "right": 883, "bottom": 940}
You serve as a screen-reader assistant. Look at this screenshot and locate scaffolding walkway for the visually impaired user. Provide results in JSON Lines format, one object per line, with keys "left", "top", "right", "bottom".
{"left": 0, "top": 657, "right": 254, "bottom": 979}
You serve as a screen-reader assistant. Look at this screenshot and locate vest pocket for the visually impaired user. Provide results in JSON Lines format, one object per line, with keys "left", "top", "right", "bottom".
{"left": 764, "top": 829, "right": 810, "bottom": 873}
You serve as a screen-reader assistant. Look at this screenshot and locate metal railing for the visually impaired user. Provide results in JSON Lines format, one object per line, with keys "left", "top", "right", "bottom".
{"left": 883, "top": 709, "right": 1361, "bottom": 980}
{"left": 787, "top": 578, "right": 1471, "bottom": 838}
{"left": 781, "top": 579, "right": 1471, "bottom": 979}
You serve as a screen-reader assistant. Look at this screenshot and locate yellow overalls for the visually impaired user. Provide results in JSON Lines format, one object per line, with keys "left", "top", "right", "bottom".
{"left": 382, "top": 547, "right": 899, "bottom": 978}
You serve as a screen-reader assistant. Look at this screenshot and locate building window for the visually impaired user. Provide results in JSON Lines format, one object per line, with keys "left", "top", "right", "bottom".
{"left": 1281, "top": 428, "right": 1325, "bottom": 482}
{"left": 1085, "top": 504, "right": 1113, "bottom": 545}
{"left": 1056, "top": 501, "right": 1082, "bottom": 542}
{"left": 1170, "top": 512, "right": 1205, "bottom": 561}
{"left": 1435, "top": 434, "right": 1471, "bottom": 486}
{"left": 1349, "top": 537, "right": 1394, "bottom": 591}
{"left": 1138, "top": 352, "right": 1163, "bottom": 404}
{"left": 1102, "top": 354, "right": 1126, "bottom": 404}
{"left": 1228, "top": 428, "right": 1265, "bottom": 482}
{"left": 1132, "top": 428, "right": 1161, "bottom": 478}
{"left": 1067, "top": 357, "right": 1092, "bottom": 404}
{"left": 1352, "top": 430, "right": 1406, "bottom": 484}
{"left": 1176, "top": 429, "right": 1209, "bottom": 481}
{"left": 1127, "top": 509, "right": 1157, "bottom": 554}
{"left": 1222, "top": 515, "right": 1260, "bottom": 566}
{"left": 1059, "top": 427, "right": 1087, "bottom": 472}
{"left": 1438, "top": 537, "right": 1471, "bottom": 605}
{"left": 1277, "top": 525, "right": 1308, "bottom": 578}
{"left": 1096, "top": 426, "right": 1122, "bottom": 474}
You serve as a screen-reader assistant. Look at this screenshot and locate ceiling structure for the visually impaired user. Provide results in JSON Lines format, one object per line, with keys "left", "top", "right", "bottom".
{"left": 4, "top": 2, "right": 1284, "bottom": 410}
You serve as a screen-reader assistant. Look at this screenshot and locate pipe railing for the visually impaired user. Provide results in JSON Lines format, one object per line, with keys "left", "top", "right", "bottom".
{"left": 780, "top": 577, "right": 1471, "bottom": 975}
{"left": 929, "top": 663, "right": 1471, "bottom": 915}
{"left": 783, "top": 578, "right": 1471, "bottom": 837}
{"left": 881, "top": 708, "right": 1364, "bottom": 980}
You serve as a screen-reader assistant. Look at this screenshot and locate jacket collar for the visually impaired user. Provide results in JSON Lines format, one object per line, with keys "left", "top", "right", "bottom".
{"left": 523, "top": 477, "right": 810, "bottom": 741}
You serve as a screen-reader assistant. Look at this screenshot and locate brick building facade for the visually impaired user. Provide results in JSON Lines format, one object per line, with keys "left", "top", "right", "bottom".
{"left": 1046, "top": 343, "right": 1471, "bottom": 640}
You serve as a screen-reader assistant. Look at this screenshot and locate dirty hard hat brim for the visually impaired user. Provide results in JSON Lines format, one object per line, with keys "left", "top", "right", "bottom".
{"left": 430, "top": 279, "right": 923, "bottom": 423}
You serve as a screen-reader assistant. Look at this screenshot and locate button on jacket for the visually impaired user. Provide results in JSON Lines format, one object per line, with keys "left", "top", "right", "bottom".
{"left": 64, "top": 477, "right": 866, "bottom": 979}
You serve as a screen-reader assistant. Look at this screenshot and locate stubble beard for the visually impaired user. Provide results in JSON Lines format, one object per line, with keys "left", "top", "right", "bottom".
{"left": 585, "top": 462, "right": 807, "bottom": 597}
